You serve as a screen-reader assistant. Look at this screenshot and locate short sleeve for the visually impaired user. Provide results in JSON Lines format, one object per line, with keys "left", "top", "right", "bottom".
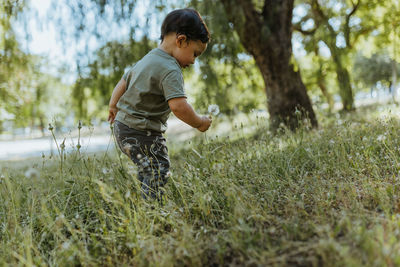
{"left": 161, "top": 70, "right": 186, "bottom": 101}
{"left": 122, "top": 64, "right": 136, "bottom": 83}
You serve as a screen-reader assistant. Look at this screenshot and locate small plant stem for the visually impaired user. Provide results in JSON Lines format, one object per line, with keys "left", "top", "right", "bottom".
{"left": 77, "top": 120, "right": 82, "bottom": 155}
{"left": 49, "top": 127, "right": 61, "bottom": 159}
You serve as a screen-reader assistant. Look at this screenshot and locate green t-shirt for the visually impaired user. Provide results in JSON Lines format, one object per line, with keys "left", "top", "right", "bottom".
{"left": 115, "top": 48, "right": 186, "bottom": 133}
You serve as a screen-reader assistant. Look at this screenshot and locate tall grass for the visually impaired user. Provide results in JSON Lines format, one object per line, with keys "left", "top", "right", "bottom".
{"left": 1, "top": 105, "right": 400, "bottom": 266}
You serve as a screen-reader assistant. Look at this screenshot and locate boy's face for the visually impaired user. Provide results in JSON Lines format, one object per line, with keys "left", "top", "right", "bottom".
{"left": 174, "top": 35, "right": 207, "bottom": 68}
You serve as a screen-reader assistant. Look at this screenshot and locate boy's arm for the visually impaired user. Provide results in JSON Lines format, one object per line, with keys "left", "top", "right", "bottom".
{"left": 168, "top": 97, "right": 212, "bottom": 132}
{"left": 108, "top": 78, "right": 127, "bottom": 123}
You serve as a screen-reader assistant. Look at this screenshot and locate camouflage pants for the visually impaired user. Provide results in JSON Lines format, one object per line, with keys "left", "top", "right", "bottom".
{"left": 113, "top": 120, "right": 170, "bottom": 200}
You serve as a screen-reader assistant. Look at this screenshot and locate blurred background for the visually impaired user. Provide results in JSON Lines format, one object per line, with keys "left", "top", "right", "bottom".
{"left": 1, "top": 0, "right": 399, "bottom": 159}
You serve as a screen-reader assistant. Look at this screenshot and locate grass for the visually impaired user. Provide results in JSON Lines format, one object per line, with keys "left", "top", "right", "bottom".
{"left": 1, "top": 104, "right": 400, "bottom": 266}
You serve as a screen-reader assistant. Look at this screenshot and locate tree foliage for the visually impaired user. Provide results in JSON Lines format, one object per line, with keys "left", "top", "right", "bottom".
{"left": 0, "top": 1, "right": 70, "bottom": 133}
{"left": 51, "top": 0, "right": 265, "bottom": 120}
{"left": 3, "top": 0, "right": 400, "bottom": 132}
{"left": 0, "top": 0, "right": 28, "bottom": 118}
{"left": 353, "top": 53, "right": 400, "bottom": 89}
{"left": 294, "top": 0, "right": 380, "bottom": 110}
{"left": 73, "top": 37, "right": 156, "bottom": 120}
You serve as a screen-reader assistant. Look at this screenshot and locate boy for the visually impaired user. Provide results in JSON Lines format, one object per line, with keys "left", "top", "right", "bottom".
{"left": 108, "top": 9, "right": 212, "bottom": 201}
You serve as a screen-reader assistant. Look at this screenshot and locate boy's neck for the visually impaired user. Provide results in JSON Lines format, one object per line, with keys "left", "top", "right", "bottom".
{"left": 158, "top": 34, "right": 176, "bottom": 57}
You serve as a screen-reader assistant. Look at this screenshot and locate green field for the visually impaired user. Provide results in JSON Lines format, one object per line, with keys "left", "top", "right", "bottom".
{"left": 1, "top": 105, "right": 400, "bottom": 266}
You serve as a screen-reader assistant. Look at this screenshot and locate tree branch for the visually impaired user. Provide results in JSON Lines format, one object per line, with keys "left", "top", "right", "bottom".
{"left": 312, "top": 0, "right": 337, "bottom": 39}
{"left": 220, "top": 0, "right": 264, "bottom": 43}
{"left": 344, "top": 0, "right": 360, "bottom": 48}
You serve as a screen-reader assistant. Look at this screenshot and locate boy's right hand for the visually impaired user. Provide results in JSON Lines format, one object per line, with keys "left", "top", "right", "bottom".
{"left": 197, "top": 115, "right": 212, "bottom": 132}
{"left": 108, "top": 106, "right": 118, "bottom": 124}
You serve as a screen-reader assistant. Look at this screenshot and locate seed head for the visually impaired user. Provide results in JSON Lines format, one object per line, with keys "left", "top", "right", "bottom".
{"left": 208, "top": 104, "right": 220, "bottom": 116}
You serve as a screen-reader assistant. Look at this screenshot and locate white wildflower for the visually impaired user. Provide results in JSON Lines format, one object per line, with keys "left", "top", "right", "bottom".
{"left": 126, "top": 242, "right": 135, "bottom": 249}
{"left": 377, "top": 135, "right": 386, "bottom": 142}
{"left": 61, "top": 241, "right": 71, "bottom": 250}
{"left": 160, "top": 210, "right": 169, "bottom": 217}
{"left": 102, "top": 168, "right": 110, "bottom": 175}
{"left": 203, "top": 193, "right": 212, "bottom": 202}
{"left": 329, "top": 139, "right": 335, "bottom": 145}
{"left": 208, "top": 104, "right": 220, "bottom": 116}
{"left": 24, "top": 168, "right": 39, "bottom": 179}
{"left": 127, "top": 164, "right": 137, "bottom": 175}
{"left": 124, "top": 190, "right": 131, "bottom": 199}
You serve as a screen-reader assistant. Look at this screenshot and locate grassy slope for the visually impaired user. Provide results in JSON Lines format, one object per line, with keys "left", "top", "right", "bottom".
{"left": 1, "top": 105, "right": 400, "bottom": 266}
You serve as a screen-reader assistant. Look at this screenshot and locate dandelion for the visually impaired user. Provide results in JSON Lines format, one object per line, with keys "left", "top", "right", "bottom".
{"left": 208, "top": 104, "right": 220, "bottom": 116}
{"left": 61, "top": 241, "right": 71, "bottom": 250}
{"left": 60, "top": 138, "right": 66, "bottom": 150}
{"left": 127, "top": 164, "right": 137, "bottom": 176}
{"left": 102, "top": 168, "right": 110, "bottom": 175}
{"left": 24, "top": 168, "right": 39, "bottom": 179}
{"left": 376, "top": 135, "right": 386, "bottom": 142}
{"left": 203, "top": 194, "right": 212, "bottom": 202}
{"left": 160, "top": 210, "right": 169, "bottom": 217}
{"left": 126, "top": 242, "right": 135, "bottom": 249}
{"left": 55, "top": 214, "right": 65, "bottom": 227}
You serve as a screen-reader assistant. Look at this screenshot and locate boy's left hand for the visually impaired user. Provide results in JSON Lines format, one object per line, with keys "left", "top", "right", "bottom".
{"left": 108, "top": 107, "right": 118, "bottom": 123}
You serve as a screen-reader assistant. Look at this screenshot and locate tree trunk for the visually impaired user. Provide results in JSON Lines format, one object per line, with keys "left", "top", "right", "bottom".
{"left": 317, "top": 78, "right": 334, "bottom": 112}
{"left": 335, "top": 66, "right": 354, "bottom": 110}
{"left": 39, "top": 116, "right": 45, "bottom": 137}
{"left": 329, "top": 47, "right": 354, "bottom": 110}
{"left": 391, "top": 59, "right": 398, "bottom": 102}
{"left": 221, "top": 0, "right": 317, "bottom": 130}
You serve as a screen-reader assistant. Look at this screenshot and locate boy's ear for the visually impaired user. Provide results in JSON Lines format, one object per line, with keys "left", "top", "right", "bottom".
{"left": 176, "top": 34, "right": 187, "bottom": 48}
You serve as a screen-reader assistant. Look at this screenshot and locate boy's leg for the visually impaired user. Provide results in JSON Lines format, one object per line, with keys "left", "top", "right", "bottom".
{"left": 140, "top": 135, "right": 170, "bottom": 200}
{"left": 113, "top": 121, "right": 170, "bottom": 200}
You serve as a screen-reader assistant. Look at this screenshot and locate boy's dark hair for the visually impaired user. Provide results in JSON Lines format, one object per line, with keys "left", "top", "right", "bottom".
{"left": 160, "top": 8, "right": 210, "bottom": 43}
